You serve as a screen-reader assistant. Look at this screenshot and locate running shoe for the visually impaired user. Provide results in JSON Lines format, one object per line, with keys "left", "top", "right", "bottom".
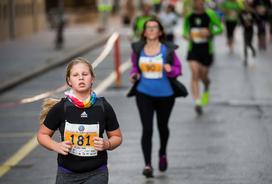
{"left": 201, "top": 91, "right": 209, "bottom": 106}
{"left": 195, "top": 105, "right": 203, "bottom": 115}
{"left": 159, "top": 155, "right": 168, "bottom": 172}
{"left": 195, "top": 99, "right": 203, "bottom": 115}
{"left": 142, "top": 165, "right": 153, "bottom": 178}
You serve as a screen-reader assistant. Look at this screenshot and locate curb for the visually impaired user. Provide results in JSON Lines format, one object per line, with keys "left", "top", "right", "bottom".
{"left": 0, "top": 35, "right": 109, "bottom": 94}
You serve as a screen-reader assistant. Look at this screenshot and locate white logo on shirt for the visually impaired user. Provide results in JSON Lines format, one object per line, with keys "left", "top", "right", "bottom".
{"left": 81, "top": 111, "right": 88, "bottom": 118}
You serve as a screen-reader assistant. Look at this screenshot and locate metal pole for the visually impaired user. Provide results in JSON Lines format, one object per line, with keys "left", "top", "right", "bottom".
{"left": 114, "top": 36, "right": 121, "bottom": 87}
{"left": 32, "top": 0, "right": 37, "bottom": 33}
{"left": 8, "top": 0, "right": 15, "bottom": 39}
{"left": 55, "top": 0, "right": 64, "bottom": 50}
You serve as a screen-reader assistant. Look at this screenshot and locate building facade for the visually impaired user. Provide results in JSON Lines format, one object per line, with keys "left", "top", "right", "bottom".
{"left": 0, "top": 0, "right": 46, "bottom": 41}
{"left": 0, "top": 0, "right": 140, "bottom": 42}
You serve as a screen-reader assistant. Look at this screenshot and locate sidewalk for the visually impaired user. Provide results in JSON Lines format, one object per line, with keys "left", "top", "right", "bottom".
{"left": 0, "top": 19, "right": 117, "bottom": 94}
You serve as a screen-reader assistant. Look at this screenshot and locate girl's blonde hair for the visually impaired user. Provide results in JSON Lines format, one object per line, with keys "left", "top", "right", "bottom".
{"left": 40, "top": 57, "right": 94, "bottom": 124}
{"left": 39, "top": 98, "right": 60, "bottom": 124}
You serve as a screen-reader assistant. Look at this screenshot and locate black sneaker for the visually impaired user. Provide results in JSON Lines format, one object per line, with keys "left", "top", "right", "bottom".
{"left": 195, "top": 105, "right": 203, "bottom": 115}
{"left": 159, "top": 155, "right": 168, "bottom": 172}
{"left": 142, "top": 165, "right": 153, "bottom": 178}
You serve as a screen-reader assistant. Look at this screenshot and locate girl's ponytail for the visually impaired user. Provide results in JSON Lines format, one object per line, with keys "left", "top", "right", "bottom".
{"left": 39, "top": 98, "right": 60, "bottom": 124}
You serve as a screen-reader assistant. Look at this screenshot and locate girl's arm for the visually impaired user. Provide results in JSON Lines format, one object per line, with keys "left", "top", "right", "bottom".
{"left": 106, "top": 128, "right": 122, "bottom": 150}
{"left": 130, "top": 52, "right": 139, "bottom": 76}
{"left": 37, "top": 124, "right": 72, "bottom": 155}
{"left": 93, "top": 128, "right": 122, "bottom": 151}
{"left": 129, "top": 52, "right": 140, "bottom": 82}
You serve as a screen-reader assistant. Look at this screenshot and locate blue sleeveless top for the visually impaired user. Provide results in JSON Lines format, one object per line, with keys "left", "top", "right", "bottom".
{"left": 136, "top": 44, "right": 173, "bottom": 97}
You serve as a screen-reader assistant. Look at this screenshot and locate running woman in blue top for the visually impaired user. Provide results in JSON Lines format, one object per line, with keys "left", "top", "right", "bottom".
{"left": 128, "top": 18, "right": 183, "bottom": 178}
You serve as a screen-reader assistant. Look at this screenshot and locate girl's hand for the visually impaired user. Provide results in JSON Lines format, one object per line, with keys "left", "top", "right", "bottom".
{"left": 164, "top": 64, "right": 172, "bottom": 73}
{"left": 129, "top": 73, "right": 140, "bottom": 83}
{"left": 53, "top": 140, "right": 72, "bottom": 155}
{"left": 93, "top": 137, "right": 109, "bottom": 151}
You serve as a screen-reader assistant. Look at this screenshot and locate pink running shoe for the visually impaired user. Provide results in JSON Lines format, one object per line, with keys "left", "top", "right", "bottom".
{"left": 159, "top": 155, "right": 168, "bottom": 171}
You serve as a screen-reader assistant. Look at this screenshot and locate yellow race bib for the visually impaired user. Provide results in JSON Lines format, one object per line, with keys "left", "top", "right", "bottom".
{"left": 139, "top": 54, "right": 163, "bottom": 79}
{"left": 64, "top": 121, "right": 99, "bottom": 157}
{"left": 191, "top": 28, "right": 208, "bottom": 43}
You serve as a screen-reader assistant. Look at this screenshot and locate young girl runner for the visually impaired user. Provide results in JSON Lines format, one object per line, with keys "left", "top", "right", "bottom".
{"left": 37, "top": 57, "right": 122, "bottom": 184}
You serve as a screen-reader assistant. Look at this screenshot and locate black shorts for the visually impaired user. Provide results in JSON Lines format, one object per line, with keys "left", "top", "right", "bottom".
{"left": 225, "top": 21, "right": 237, "bottom": 39}
{"left": 187, "top": 44, "right": 213, "bottom": 67}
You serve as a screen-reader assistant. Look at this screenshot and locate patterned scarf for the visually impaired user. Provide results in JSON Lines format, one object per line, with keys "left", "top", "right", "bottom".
{"left": 64, "top": 90, "right": 96, "bottom": 108}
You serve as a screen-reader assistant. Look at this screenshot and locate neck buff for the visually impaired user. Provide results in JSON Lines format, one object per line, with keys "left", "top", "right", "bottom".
{"left": 64, "top": 90, "right": 97, "bottom": 108}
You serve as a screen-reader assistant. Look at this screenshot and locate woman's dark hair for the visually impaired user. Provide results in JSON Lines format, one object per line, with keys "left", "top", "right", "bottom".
{"left": 140, "top": 17, "right": 166, "bottom": 41}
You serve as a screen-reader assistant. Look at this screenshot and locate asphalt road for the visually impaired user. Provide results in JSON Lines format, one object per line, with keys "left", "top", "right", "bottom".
{"left": 1, "top": 26, "right": 272, "bottom": 184}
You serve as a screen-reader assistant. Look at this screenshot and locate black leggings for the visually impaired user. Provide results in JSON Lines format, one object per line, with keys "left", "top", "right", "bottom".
{"left": 243, "top": 29, "right": 256, "bottom": 60}
{"left": 136, "top": 92, "right": 175, "bottom": 166}
{"left": 256, "top": 20, "right": 266, "bottom": 36}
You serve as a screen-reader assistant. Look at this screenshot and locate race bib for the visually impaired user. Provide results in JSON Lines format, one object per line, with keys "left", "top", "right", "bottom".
{"left": 64, "top": 121, "right": 99, "bottom": 157}
{"left": 191, "top": 28, "right": 208, "bottom": 43}
{"left": 139, "top": 54, "right": 163, "bottom": 79}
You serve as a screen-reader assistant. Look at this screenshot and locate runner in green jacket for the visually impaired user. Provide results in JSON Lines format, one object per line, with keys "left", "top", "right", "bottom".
{"left": 183, "top": 0, "right": 224, "bottom": 115}
{"left": 220, "top": 0, "right": 243, "bottom": 53}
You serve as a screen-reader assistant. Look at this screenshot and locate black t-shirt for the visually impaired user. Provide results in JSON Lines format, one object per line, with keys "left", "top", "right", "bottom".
{"left": 188, "top": 12, "right": 211, "bottom": 50}
{"left": 44, "top": 97, "right": 119, "bottom": 173}
{"left": 239, "top": 10, "right": 256, "bottom": 31}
